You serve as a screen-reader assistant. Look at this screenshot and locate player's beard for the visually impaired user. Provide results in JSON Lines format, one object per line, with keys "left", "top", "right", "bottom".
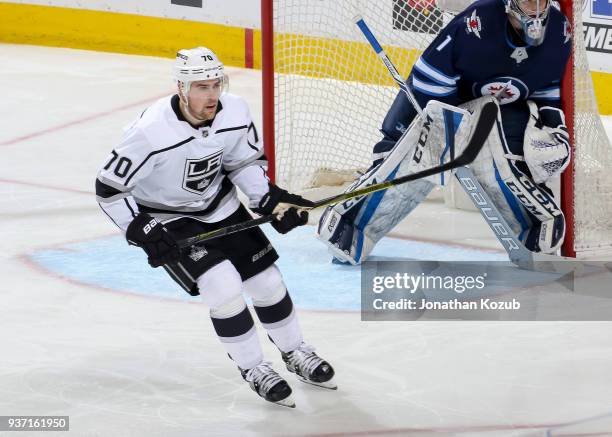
{"left": 185, "top": 99, "right": 218, "bottom": 122}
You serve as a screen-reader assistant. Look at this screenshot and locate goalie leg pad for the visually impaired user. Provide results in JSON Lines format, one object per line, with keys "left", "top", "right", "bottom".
{"left": 317, "top": 100, "right": 475, "bottom": 264}
{"left": 462, "top": 100, "right": 566, "bottom": 254}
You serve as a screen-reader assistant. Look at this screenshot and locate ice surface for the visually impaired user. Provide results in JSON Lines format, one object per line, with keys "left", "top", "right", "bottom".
{"left": 1, "top": 44, "right": 612, "bottom": 437}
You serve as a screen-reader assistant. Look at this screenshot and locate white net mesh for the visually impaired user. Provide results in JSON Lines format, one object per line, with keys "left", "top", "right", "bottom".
{"left": 273, "top": 0, "right": 455, "bottom": 191}
{"left": 569, "top": 0, "right": 612, "bottom": 254}
{"left": 271, "top": 0, "right": 612, "bottom": 255}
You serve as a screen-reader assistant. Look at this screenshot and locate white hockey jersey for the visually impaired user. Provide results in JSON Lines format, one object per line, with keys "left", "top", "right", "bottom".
{"left": 96, "top": 93, "right": 269, "bottom": 231}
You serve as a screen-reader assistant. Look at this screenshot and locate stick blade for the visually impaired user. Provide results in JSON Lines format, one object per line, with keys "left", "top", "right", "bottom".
{"left": 456, "top": 99, "right": 498, "bottom": 166}
{"left": 512, "top": 252, "right": 584, "bottom": 274}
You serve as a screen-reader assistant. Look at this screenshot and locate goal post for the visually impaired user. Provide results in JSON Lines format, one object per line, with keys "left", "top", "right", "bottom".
{"left": 560, "top": 0, "right": 576, "bottom": 258}
{"left": 559, "top": 0, "right": 612, "bottom": 258}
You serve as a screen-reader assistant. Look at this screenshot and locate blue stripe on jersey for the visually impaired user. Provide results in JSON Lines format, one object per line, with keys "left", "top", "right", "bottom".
{"left": 412, "top": 75, "right": 457, "bottom": 97}
{"left": 414, "top": 57, "right": 460, "bottom": 86}
{"left": 531, "top": 86, "right": 560, "bottom": 100}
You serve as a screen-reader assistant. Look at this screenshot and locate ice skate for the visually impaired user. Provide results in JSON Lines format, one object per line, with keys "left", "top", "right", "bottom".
{"left": 241, "top": 361, "right": 295, "bottom": 408}
{"left": 282, "top": 343, "right": 337, "bottom": 390}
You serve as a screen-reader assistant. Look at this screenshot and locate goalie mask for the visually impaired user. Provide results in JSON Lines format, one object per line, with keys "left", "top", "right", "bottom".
{"left": 505, "top": 0, "right": 551, "bottom": 46}
{"left": 173, "top": 47, "right": 227, "bottom": 98}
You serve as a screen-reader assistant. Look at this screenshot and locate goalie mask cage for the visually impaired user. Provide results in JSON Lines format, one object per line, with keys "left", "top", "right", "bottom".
{"left": 261, "top": 0, "right": 612, "bottom": 258}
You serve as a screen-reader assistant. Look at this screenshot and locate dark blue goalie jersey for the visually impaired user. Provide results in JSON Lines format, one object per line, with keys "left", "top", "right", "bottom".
{"left": 409, "top": 0, "right": 571, "bottom": 109}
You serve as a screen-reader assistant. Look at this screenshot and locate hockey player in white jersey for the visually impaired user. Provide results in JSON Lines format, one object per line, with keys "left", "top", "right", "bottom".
{"left": 96, "top": 47, "right": 335, "bottom": 408}
{"left": 318, "top": 0, "right": 571, "bottom": 264}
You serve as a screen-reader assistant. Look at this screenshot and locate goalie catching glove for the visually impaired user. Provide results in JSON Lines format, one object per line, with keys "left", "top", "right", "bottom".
{"left": 253, "top": 183, "right": 314, "bottom": 234}
{"left": 126, "top": 213, "right": 181, "bottom": 267}
{"left": 523, "top": 101, "right": 571, "bottom": 184}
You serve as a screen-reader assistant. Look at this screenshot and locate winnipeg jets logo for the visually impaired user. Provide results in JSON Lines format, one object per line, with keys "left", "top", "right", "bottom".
{"left": 183, "top": 150, "right": 223, "bottom": 195}
{"left": 475, "top": 77, "right": 527, "bottom": 104}
{"left": 465, "top": 10, "right": 482, "bottom": 38}
{"left": 510, "top": 47, "right": 529, "bottom": 64}
{"left": 488, "top": 84, "right": 515, "bottom": 100}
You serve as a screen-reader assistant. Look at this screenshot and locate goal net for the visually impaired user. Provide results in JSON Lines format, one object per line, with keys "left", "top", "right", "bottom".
{"left": 261, "top": 0, "right": 612, "bottom": 257}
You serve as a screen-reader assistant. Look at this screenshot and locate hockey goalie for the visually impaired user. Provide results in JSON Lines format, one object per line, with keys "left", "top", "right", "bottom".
{"left": 317, "top": 0, "right": 572, "bottom": 265}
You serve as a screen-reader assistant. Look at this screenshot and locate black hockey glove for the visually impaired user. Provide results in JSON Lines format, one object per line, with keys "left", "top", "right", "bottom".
{"left": 253, "top": 183, "right": 314, "bottom": 234}
{"left": 126, "top": 213, "right": 180, "bottom": 267}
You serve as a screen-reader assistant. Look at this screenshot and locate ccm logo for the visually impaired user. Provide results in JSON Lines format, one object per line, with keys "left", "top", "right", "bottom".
{"left": 327, "top": 214, "right": 338, "bottom": 233}
{"left": 506, "top": 176, "right": 562, "bottom": 218}
{"left": 412, "top": 114, "right": 433, "bottom": 164}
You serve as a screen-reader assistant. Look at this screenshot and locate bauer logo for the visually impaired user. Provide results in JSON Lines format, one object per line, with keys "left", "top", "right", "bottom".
{"left": 457, "top": 174, "right": 521, "bottom": 252}
{"left": 252, "top": 244, "right": 273, "bottom": 262}
{"left": 182, "top": 150, "right": 223, "bottom": 195}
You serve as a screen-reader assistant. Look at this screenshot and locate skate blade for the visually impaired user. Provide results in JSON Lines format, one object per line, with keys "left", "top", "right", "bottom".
{"left": 298, "top": 376, "right": 337, "bottom": 390}
{"left": 273, "top": 395, "right": 296, "bottom": 408}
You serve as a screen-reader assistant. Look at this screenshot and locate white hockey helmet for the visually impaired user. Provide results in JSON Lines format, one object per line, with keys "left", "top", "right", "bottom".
{"left": 173, "top": 47, "right": 226, "bottom": 96}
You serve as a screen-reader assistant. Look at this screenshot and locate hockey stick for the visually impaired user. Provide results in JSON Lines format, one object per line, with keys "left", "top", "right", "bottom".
{"left": 177, "top": 214, "right": 275, "bottom": 249}
{"left": 354, "top": 16, "right": 424, "bottom": 117}
{"left": 310, "top": 103, "right": 496, "bottom": 208}
{"left": 454, "top": 166, "right": 578, "bottom": 273}
{"left": 176, "top": 104, "right": 496, "bottom": 250}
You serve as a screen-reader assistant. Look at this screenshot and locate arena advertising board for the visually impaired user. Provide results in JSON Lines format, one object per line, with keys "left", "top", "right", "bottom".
{"left": 0, "top": 0, "right": 260, "bottom": 28}
{"left": 4, "top": 0, "right": 611, "bottom": 74}
{"left": 583, "top": 0, "right": 612, "bottom": 72}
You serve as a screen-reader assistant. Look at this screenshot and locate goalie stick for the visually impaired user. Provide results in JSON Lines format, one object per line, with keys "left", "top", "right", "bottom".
{"left": 354, "top": 14, "right": 579, "bottom": 272}
{"left": 354, "top": 15, "right": 423, "bottom": 118}
{"left": 454, "top": 167, "right": 578, "bottom": 273}
{"left": 176, "top": 103, "right": 497, "bottom": 249}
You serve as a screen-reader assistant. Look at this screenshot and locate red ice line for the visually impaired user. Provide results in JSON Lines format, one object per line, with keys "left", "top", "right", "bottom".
{"left": 0, "top": 178, "right": 92, "bottom": 195}
{"left": 0, "top": 93, "right": 169, "bottom": 147}
{"left": 300, "top": 423, "right": 612, "bottom": 437}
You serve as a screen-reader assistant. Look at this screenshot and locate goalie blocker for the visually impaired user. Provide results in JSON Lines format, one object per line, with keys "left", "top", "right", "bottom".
{"left": 317, "top": 96, "right": 569, "bottom": 265}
